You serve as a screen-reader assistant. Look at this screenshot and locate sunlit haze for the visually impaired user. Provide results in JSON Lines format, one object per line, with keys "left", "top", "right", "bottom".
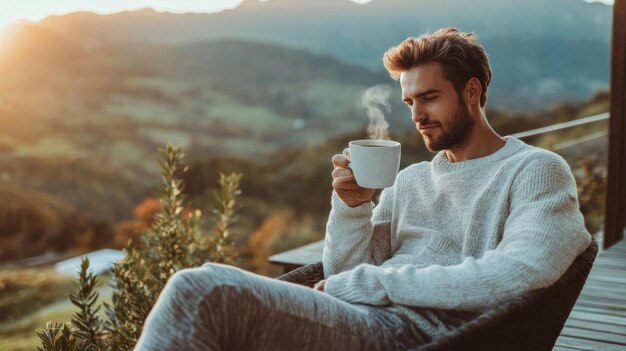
{"left": 584, "top": 0, "right": 615, "bottom": 4}
{"left": 0, "top": 0, "right": 372, "bottom": 30}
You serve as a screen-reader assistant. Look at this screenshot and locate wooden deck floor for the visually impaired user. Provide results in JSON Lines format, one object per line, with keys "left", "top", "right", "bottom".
{"left": 554, "top": 238, "right": 626, "bottom": 351}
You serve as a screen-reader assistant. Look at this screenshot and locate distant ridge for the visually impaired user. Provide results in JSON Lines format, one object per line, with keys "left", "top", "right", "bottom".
{"left": 28, "top": 0, "right": 611, "bottom": 110}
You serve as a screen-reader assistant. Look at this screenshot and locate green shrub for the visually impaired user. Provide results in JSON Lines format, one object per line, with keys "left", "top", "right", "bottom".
{"left": 35, "top": 145, "right": 241, "bottom": 350}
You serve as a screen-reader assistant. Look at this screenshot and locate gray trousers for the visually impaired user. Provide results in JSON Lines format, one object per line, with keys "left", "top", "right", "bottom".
{"left": 134, "top": 263, "right": 466, "bottom": 351}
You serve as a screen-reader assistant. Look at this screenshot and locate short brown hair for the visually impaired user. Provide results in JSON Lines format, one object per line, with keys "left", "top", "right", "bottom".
{"left": 383, "top": 28, "right": 492, "bottom": 107}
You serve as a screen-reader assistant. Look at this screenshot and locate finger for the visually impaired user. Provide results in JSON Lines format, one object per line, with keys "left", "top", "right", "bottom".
{"left": 331, "top": 167, "right": 353, "bottom": 179}
{"left": 332, "top": 154, "right": 350, "bottom": 169}
{"left": 333, "top": 182, "right": 361, "bottom": 192}
{"left": 332, "top": 175, "right": 360, "bottom": 190}
{"left": 332, "top": 174, "right": 356, "bottom": 184}
{"left": 313, "top": 280, "right": 325, "bottom": 291}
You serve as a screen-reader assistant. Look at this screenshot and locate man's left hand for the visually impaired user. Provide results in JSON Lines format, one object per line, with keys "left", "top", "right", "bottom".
{"left": 313, "top": 279, "right": 326, "bottom": 292}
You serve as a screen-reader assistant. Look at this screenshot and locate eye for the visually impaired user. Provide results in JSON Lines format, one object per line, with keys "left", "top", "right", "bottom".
{"left": 403, "top": 100, "right": 413, "bottom": 108}
{"left": 423, "top": 96, "right": 437, "bottom": 102}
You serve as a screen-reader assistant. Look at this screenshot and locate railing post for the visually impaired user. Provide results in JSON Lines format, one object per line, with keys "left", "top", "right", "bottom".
{"left": 604, "top": 0, "right": 626, "bottom": 249}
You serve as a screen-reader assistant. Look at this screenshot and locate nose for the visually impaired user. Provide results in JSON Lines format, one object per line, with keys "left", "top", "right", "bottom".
{"left": 411, "top": 105, "right": 427, "bottom": 124}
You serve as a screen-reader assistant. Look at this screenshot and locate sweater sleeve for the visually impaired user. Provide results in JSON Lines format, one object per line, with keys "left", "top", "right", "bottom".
{"left": 324, "top": 154, "right": 591, "bottom": 311}
{"left": 322, "top": 187, "right": 394, "bottom": 278}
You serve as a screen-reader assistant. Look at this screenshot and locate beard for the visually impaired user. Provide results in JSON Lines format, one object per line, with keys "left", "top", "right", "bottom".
{"left": 423, "top": 98, "right": 475, "bottom": 152}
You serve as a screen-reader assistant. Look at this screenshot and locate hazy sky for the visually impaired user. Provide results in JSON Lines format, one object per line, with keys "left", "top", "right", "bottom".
{"left": 0, "top": 0, "right": 614, "bottom": 30}
{"left": 0, "top": 0, "right": 371, "bottom": 29}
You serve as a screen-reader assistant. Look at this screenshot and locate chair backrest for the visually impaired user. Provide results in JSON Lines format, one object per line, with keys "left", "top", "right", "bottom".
{"left": 418, "top": 238, "right": 598, "bottom": 351}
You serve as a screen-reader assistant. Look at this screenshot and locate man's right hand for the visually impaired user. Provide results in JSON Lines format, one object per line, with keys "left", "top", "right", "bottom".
{"left": 331, "top": 149, "right": 376, "bottom": 207}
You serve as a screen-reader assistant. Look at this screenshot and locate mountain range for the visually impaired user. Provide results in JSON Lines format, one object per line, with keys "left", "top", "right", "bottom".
{"left": 0, "top": 0, "right": 613, "bottom": 227}
{"left": 33, "top": 0, "right": 613, "bottom": 110}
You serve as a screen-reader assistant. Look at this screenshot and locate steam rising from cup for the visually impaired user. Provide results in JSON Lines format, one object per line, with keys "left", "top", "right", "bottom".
{"left": 362, "top": 84, "right": 392, "bottom": 140}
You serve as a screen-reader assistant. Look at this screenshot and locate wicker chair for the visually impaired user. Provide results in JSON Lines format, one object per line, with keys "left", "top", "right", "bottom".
{"left": 277, "top": 238, "right": 598, "bottom": 351}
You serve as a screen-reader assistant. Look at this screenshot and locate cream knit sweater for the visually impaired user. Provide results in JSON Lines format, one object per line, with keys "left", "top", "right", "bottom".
{"left": 323, "top": 137, "right": 591, "bottom": 312}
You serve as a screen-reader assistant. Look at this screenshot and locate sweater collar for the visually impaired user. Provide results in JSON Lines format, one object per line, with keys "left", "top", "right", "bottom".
{"left": 432, "top": 136, "right": 525, "bottom": 173}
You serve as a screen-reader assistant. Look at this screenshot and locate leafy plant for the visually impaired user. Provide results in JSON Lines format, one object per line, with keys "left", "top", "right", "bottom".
{"left": 69, "top": 259, "right": 102, "bottom": 351}
{"left": 35, "top": 145, "right": 241, "bottom": 350}
{"left": 36, "top": 322, "right": 84, "bottom": 351}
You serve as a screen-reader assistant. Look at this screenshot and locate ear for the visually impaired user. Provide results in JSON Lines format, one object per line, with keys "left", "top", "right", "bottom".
{"left": 464, "top": 77, "right": 482, "bottom": 106}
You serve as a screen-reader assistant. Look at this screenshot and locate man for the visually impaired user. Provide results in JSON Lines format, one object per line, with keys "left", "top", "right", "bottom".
{"left": 135, "top": 28, "right": 591, "bottom": 350}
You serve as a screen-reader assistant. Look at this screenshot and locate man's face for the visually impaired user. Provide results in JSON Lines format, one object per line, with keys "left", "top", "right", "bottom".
{"left": 400, "top": 62, "right": 475, "bottom": 152}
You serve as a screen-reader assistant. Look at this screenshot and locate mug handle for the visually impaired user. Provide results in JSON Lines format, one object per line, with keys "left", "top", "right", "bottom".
{"left": 343, "top": 148, "right": 352, "bottom": 169}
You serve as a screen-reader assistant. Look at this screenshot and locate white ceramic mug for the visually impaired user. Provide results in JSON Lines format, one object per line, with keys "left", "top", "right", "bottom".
{"left": 348, "top": 139, "right": 401, "bottom": 189}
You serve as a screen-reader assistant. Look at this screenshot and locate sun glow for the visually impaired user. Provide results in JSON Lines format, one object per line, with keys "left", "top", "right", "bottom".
{"left": 0, "top": 25, "right": 14, "bottom": 57}
{"left": 0, "top": 0, "right": 245, "bottom": 31}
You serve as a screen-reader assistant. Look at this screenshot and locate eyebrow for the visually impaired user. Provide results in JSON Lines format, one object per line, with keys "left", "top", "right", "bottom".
{"left": 403, "top": 89, "right": 442, "bottom": 101}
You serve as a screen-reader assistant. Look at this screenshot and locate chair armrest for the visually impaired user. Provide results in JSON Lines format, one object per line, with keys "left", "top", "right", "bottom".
{"left": 276, "top": 261, "right": 324, "bottom": 288}
{"left": 419, "top": 238, "right": 598, "bottom": 351}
